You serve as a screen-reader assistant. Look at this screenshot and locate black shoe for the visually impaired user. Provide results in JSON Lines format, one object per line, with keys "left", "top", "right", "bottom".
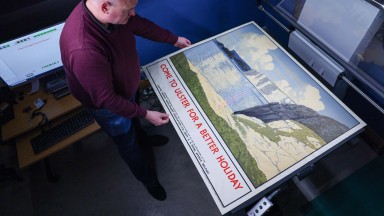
{"left": 146, "top": 135, "right": 169, "bottom": 147}
{"left": 146, "top": 182, "right": 167, "bottom": 201}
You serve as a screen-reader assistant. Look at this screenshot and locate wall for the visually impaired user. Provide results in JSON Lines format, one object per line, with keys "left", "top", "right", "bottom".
{"left": 135, "top": 0, "right": 263, "bottom": 64}
{"left": 0, "top": 0, "right": 263, "bottom": 64}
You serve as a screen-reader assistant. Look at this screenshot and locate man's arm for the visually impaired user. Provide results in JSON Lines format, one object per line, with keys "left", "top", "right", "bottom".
{"left": 129, "top": 14, "right": 178, "bottom": 44}
{"left": 69, "top": 49, "right": 147, "bottom": 119}
{"left": 128, "top": 15, "right": 191, "bottom": 126}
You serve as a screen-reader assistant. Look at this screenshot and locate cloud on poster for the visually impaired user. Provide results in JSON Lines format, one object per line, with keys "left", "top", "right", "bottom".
{"left": 236, "top": 33, "right": 277, "bottom": 71}
{"left": 276, "top": 80, "right": 325, "bottom": 111}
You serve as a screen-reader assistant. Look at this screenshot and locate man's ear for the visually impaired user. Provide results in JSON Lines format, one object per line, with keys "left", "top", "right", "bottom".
{"left": 101, "top": 1, "right": 110, "bottom": 14}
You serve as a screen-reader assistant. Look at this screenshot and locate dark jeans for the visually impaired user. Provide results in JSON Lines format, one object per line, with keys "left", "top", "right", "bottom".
{"left": 86, "top": 108, "right": 157, "bottom": 187}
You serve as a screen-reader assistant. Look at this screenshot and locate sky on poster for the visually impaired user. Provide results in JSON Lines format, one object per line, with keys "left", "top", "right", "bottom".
{"left": 202, "top": 24, "right": 359, "bottom": 128}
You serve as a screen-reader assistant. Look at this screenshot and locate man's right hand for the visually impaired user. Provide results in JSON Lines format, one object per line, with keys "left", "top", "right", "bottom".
{"left": 145, "top": 110, "right": 170, "bottom": 126}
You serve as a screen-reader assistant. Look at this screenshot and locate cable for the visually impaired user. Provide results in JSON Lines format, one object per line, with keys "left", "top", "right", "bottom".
{"left": 29, "top": 110, "right": 49, "bottom": 127}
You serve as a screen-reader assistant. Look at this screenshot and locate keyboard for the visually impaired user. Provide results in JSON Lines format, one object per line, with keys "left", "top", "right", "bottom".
{"left": 31, "top": 110, "right": 95, "bottom": 154}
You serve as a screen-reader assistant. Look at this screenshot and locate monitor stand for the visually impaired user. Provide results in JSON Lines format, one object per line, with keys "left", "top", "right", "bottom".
{"left": 28, "top": 79, "right": 40, "bottom": 95}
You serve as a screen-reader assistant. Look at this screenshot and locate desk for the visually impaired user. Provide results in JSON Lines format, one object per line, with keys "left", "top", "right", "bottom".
{"left": 1, "top": 85, "right": 101, "bottom": 169}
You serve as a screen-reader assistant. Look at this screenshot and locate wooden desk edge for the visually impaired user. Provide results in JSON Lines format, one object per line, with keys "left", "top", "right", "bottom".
{"left": 2, "top": 94, "right": 82, "bottom": 142}
{"left": 16, "top": 122, "right": 101, "bottom": 169}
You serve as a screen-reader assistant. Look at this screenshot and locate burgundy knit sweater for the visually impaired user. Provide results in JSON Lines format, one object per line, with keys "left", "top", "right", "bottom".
{"left": 60, "top": 0, "right": 178, "bottom": 118}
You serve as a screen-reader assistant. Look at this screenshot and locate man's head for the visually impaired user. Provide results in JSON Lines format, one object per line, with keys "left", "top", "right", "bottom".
{"left": 87, "top": 0, "right": 138, "bottom": 25}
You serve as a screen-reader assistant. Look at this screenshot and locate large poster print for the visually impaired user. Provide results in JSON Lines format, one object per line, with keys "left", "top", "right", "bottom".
{"left": 143, "top": 22, "right": 365, "bottom": 214}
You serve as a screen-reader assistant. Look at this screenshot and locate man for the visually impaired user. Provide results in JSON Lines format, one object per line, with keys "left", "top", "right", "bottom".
{"left": 59, "top": 0, "right": 191, "bottom": 201}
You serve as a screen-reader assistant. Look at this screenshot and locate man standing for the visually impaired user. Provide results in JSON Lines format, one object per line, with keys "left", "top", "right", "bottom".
{"left": 60, "top": 0, "right": 191, "bottom": 201}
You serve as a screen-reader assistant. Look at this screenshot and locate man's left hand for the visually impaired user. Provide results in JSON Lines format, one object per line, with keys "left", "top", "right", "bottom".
{"left": 174, "top": 36, "right": 192, "bottom": 48}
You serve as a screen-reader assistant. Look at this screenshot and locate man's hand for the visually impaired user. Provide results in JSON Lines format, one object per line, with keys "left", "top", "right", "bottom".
{"left": 145, "top": 110, "right": 170, "bottom": 126}
{"left": 174, "top": 36, "right": 191, "bottom": 48}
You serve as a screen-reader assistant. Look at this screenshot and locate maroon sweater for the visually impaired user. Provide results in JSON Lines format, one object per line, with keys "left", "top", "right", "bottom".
{"left": 60, "top": 0, "right": 178, "bottom": 118}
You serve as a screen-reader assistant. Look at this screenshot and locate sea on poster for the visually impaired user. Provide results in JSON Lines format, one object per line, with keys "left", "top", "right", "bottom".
{"left": 143, "top": 22, "right": 365, "bottom": 214}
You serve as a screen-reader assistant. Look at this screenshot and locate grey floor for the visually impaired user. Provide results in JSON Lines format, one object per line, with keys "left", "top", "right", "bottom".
{"left": 0, "top": 121, "right": 380, "bottom": 216}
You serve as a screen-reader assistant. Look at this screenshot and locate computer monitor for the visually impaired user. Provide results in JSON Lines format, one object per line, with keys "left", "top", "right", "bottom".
{"left": 0, "top": 22, "right": 65, "bottom": 90}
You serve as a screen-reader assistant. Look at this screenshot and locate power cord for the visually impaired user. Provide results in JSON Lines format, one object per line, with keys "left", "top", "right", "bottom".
{"left": 22, "top": 97, "right": 49, "bottom": 128}
{"left": 29, "top": 109, "right": 49, "bottom": 127}
{"left": 137, "top": 86, "right": 163, "bottom": 128}
{"left": 139, "top": 86, "right": 162, "bottom": 112}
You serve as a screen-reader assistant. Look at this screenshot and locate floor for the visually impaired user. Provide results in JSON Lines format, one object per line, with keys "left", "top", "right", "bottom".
{"left": 0, "top": 120, "right": 380, "bottom": 216}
